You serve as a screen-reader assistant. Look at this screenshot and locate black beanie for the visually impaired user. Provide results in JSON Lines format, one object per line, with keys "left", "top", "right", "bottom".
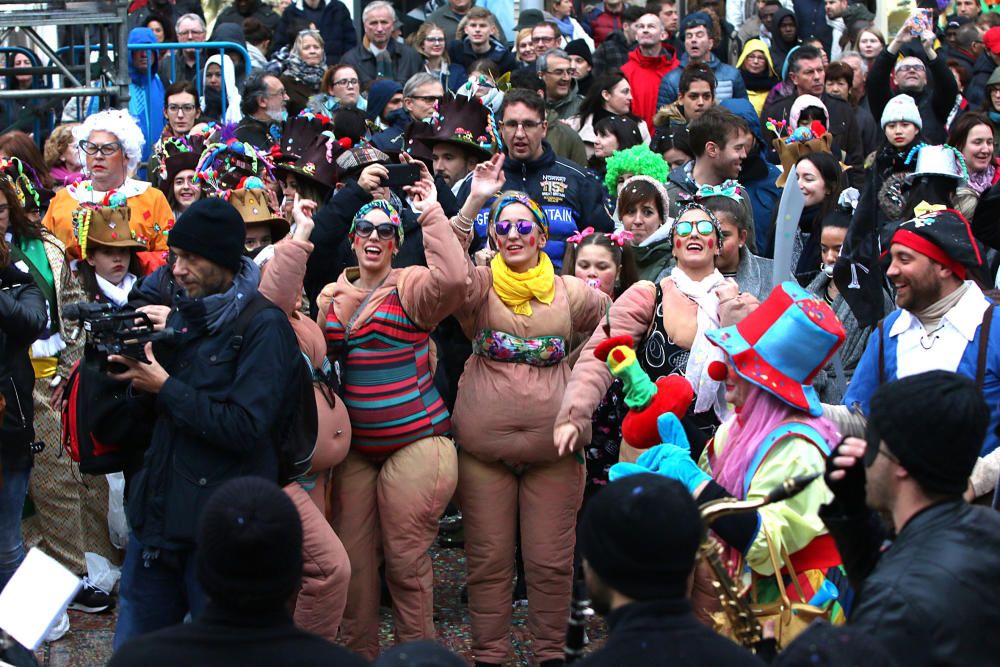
{"left": 197, "top": 476, "right": 303, "bottom": 609}
{"left": 868, "top": 370, "right": 988, "bottom": 495}
{"left": 577, "top": 474, "right": 702, "bottom": 601}
{"left": 564, "top": 39, "right": 593, "bottom": 67}
{"left": 168, "top": 197, "right": 246, "bottom": 275}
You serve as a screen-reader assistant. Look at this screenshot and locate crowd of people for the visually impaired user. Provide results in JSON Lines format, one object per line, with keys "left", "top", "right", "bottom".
{"left": 3, "top": 0, "right": 1000, "bottom": 665}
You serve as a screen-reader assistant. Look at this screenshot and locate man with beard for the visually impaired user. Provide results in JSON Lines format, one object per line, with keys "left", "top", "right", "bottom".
{"left": 575, "top": 473, "right": 764, "bottom": 666}
{"left": 866, "top": 17, "right": 959, "bottom": 144}
{"left": 663, "top": 106, "right": 758, "bottom": 251}
{"left": 831, "top": 209, "right": 1000, "bottom": 457}
{"left": 823, "top": 371, "right": 1000, "bottom": 666}
{"left": 235, "top": 71, "right": 288, "bottom": 151}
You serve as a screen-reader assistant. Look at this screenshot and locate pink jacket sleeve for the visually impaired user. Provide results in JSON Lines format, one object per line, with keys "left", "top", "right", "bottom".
{"left": 555, "top": 280, "right": 657, "bottom": 442}
{"left": 258, "top": 238, "right": 313, "bottom": 315}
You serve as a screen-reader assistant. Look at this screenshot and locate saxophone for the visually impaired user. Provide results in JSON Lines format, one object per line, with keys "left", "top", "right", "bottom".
{"left": 699, "top": 473, "right": 821, "bottom": 650}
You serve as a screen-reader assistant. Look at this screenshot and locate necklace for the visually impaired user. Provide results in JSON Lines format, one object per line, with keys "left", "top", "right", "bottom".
{"left": 919, "top": 323, "right": 946, "bottom": 349}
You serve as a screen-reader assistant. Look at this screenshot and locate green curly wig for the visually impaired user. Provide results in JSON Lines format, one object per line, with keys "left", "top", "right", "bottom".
{"left": 604, "top": 144, "right": 670, "bottom": 195}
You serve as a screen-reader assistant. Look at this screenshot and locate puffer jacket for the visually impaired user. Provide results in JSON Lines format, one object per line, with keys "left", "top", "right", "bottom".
{"left": 125, "top": 258, "right": 302, "bottom": 550}
{"left": 657, "top": 51, "right": 748, "bottom": 109}
{"left": 454, "top": 141, "right": 614, "bottom": 271}
{"left": 0, "top": 266, "right": 46, "bottom": 470}
{"left": 821, "top": 499, "right": 1000, "bottom": 667}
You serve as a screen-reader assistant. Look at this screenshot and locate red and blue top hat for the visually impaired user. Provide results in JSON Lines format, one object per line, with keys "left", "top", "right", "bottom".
{"left": 706, "top": 282, "right": 846, "bottom": 416}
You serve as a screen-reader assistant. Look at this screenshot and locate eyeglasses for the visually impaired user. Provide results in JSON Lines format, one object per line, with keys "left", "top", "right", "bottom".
{"left": 532, "top": 36, "right": 557, "bottom": 44}
{"left": 333, "top": 77, "right": 359, "bottom": 87}
{"left": 543, "top": 68, "right": 571, "bottom": 77}
{"left": 424, "top": 36, "right": 446, "bottom": 43}
{"left": 493, "top": 219, "right": 536, "bottom": 236}
{"left": 354, "top": 220, "right": 397, "bottom": 240}
{"left": 501, "top": 119, "right": 543, "bottom": 131}
{"left": 265, "top": 87, "right": 287, "bottom": 97}
{"left": 744, "top": 52, "right": 766, "bottom": 61}
{"left": 167, "top": 103, "right": 197, "bottom": 114}
{"left": 177, "top": 29, "right": 206, "bottom": 38}
{"left": 896, "top": 64, "right": 925, "bottom": 73}
{"left": 409, "top": 94, "right": 443, "bottom": 103}
{"left": 78, "top": 139, "right": 122, "bottom": 156}
{"left": 674, "top": 219, "right": 716, "bottom": 237}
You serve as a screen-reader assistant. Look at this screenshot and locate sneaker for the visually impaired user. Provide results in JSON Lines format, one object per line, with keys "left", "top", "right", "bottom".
{"left": 68, "top": 577, "right": 115, "bottom": 613}
{"left": 44, "top": 611, "right": 70, "bottom": 643}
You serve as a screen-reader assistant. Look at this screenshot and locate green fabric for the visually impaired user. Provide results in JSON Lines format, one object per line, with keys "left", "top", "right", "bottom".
{"left": 613, "top": 358, "right": 656, "bottom": 410}
{"left": 10, "top": 236, "right": 58, "bottom": 327}
{"left": 632, "top": 238, "right": 673, "bottom": 282}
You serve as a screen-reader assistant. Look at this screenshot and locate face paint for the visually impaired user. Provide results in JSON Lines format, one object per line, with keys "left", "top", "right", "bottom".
{"left": 707, "top": 238, "right": 715, "bottom": 249}
{"left": 528, "top": 237, "right": 535, "bottom": 246}
{"left": 675, "top": 238, "right": 682, "bottom": 249}
{"left": 387, "top": 239, "right": 395, "bottom": 252}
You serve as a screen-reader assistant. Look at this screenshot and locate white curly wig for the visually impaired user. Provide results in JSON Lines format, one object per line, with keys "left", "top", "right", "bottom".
{"left": 73, "top": 108, "right": 146, "bottom": 176}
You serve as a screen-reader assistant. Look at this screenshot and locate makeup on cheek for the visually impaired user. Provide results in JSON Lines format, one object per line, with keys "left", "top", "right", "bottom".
{"left": 708, "top": 238, "right": 714, "bottom": 249}
{"left": 675, "top": 238, "right": 682, "bottom": 249}
{"left": 387, "top": 239, "right": 395, "bottom": 252}
{"left": 528, "top": 237, "right": 535, "bottom": 246}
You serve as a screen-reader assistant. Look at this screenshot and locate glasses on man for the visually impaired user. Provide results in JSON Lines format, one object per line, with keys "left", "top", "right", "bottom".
{"left": 333, "top": 78, "right": 359, "bottom": 87}
{"left": 544, "top": 68, "right": 571, "bottom": 78}
{"left": 265, "top": 87, "right": 287, "bottom": 98}
{"left": 532, "top": 35, "right": 556, "bottom": 44}
{"left": 167, "top": 103, "right": 197, "bottom": 114}
{"left": 493, "top": 219, "right": 536, "bottom": 236}
{"left": 896, "top": 64, "right": 925, "bottom": 73}
{"left": 501, "top": 119, "right": 543, "bottom": 131}
{"left": 673, "top": 219, "right": 716, "bottom": 237}
{"left": 177, "top": 29, "right": 205, "bottom": 38}
{"left": 354, "top": 220, "right": 397, "bottom": 240}
{"left": 78, "top": 140, "right": 122, "bottom": 156}
{"left": 409, "top": 95, "right": 443, "bottom": 104}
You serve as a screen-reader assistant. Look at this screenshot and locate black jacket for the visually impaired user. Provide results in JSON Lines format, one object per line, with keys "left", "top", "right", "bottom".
{"left": 272, "top": 0, "right": 357, "bottom": 65}
{"left": 0, "top": 266, "right": 46, "bottom": 470}
{"left": 454, "top": 142, "right": 614, "bottom": 272}
{"left": 762, "top": 92, "right": 865, "bottom": 188}
{"left": 577, "top": 599, "right": 765, "bottom": 667}
{"left": 867, "top": 49, "right": 958, "bottom": 145}
{"left": 234, "top": 116, "right": 280, "bottom": 153}
{"left": 215, "top": 0, "right": 280, "bottom": 34}
{"left": 967, "top": 51, "right": 998, "bottom": 110}
{"left": 125, "top": 262, "right": 301, "bottom": 550}
{"left": 821, "top": 499, "right": 1000, "bottom": 667}
{"left": 341, "top": 39, "right": 423, "bottom": 89}
{"left": 108, "top": 603, "right": 367, "bottom": 667}
{"left": 447, "top": 37, "right": 517, "bottom": 74}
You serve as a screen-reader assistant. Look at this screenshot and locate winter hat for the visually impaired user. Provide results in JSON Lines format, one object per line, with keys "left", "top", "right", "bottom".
{"left": 881, "top": 94, "right": 922, "bottom": 130}
{"left": 680, "top": 11, "right": 712, "bottom": 38}
{"left": 578, "top": 473, "right": 702, "bottom": 601}
{"left": 866, "top": 371, "right": 988, "bottom": 495}
{"left": 789, "top": 94, "right": 829, "bottom": 131}
{"left": 564, "top": 38, "right": 593, "bottom": 67}
{"left": 168, "top": 197, "right": 246, "bottom": 274}
{"left": 372, "top": 640, "right": 466, "bottom": 667}
{"left": 366, "top": 79, "right": 403, "bottom": 122}
{"left": 197, "top": 477, "right": 303, "bottom": 610}
{"left": 985, "top": 26, "right": 1000, "bottom": 55}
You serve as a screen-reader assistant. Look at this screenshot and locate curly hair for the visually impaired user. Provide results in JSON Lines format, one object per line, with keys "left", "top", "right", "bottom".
{"left": 604, "top": 144, "right": 669, "bottom": 195}
{"left": 44, "top": 123, "right": 80, "bottom": 169}
{"left": 73, "top": 108, "right": 145, "bottom": 175}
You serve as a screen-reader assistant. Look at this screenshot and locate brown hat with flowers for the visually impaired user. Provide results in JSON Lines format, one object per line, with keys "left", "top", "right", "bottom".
{"left": 71, "top": 198, "right": 146, "bottom": 260}
{"left": 418, "top": 96, "right": 498, "bottom": 162}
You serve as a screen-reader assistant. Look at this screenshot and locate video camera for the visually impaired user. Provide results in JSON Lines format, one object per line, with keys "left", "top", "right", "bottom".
{"left": 62, "top": 302, "right": 176, "bottom": 373}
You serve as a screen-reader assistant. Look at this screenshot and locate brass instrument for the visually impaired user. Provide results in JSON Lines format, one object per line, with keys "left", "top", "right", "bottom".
{"left": 699, "top": 473, "right": 821, "bottom": 650}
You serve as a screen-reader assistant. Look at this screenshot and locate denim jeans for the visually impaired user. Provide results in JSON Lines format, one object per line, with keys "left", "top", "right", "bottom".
{"left": 0, "top": 466, "right": 30, "bottom": 592}
{"left": 112, "top": 535, "right": 206, "bottom": 651}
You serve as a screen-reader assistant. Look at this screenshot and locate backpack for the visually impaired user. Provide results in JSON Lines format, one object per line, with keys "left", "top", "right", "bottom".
{"left": 230, "top": 294, "right": 318, "bottom": 486}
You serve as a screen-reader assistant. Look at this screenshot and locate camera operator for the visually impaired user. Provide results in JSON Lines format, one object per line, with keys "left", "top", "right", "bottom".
{"left": 0, "top": 248, "right": 48, "bottom": 593}
{"left": 107, "top": 197, "right": 303, "bottom": 651}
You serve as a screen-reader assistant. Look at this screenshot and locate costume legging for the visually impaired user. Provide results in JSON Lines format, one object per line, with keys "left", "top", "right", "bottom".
{"left": 458, "top": 451, "right": 585, "bottom": 665}
{"left": 329, "top": 435, "right": 458, "bottom": 659}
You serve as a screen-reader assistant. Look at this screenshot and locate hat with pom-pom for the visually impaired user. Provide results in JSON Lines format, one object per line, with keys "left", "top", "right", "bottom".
{"left": 881, "top": 93, "right": 922, "bottom": 130}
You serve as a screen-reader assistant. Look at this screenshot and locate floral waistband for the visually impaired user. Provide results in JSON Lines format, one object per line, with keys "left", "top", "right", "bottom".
{"left": 472, "top": 328, "right": 566, "bottom": 367}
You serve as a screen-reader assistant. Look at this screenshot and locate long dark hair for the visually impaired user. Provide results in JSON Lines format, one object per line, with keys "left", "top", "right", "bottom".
{"left": 797, "top": 151, "right": 843, "bottom": 232}
{"left": 590, "top": 115, "right": 643, "bottom": 171}
{"left": 578, "top": 74, "right": 642, "bottom": 130}
{"left": 0, "top": 177, "right": 42, "bottom": 241}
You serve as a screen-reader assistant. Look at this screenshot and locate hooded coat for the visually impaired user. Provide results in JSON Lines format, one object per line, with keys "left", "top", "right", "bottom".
{"left": 767, "top": 8, "right": 800, "bottom": 75}
{"left": 657, "top": 51, "right": 748, "bottom": 110}
{"left": 128, "top": 27, "right": 165, "bottom": 172}
{"left": 736, "top": 39, "right": 778, "bottom": 116}
{"left": 621, "top": 45, "right": 679, "bottom": 133}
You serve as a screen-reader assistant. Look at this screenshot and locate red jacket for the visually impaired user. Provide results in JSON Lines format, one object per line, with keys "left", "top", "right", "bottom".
{"left": 620, "top": 45, "right": 679, "bottom": 132}
{"left": 590, "top": 8, "right": 625, "bottom": 46}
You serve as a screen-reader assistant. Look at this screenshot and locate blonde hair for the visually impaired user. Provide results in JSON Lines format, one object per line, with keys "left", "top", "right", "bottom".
{"left": 293, "top": 29, "right": 325, "bottom": 59}
{"left": 44, "top": 123, "right": 80, "bottom": 168}
{"left": 413, "top": 21, "right": 450, "bottom": 61}
{"left": 457, "top": 7, "right": 498, "bottom": 38}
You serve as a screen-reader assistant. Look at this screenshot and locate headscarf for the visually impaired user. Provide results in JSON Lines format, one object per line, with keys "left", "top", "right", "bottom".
{"left": 488, "top": 192, "right": 554, "bottom": 316}
{"left": 736, "top": 38, "right": 778, "bottom": 93}
{"left": 350, "top": 199, "right": 404, "bottom": 245}
{"left": 201, "top": 54, "right": 243, "bottom": 125}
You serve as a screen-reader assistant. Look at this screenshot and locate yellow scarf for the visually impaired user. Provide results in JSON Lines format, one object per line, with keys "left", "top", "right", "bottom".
{"left": 490, "top": 253, "right": 556, "bottom": 316}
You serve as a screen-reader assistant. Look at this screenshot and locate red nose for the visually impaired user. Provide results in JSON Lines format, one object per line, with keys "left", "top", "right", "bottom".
{"left": 708, "top": 361, "right": 728, "bottom": 382}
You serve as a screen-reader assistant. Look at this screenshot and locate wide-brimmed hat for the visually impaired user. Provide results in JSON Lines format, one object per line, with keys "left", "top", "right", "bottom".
{"left": 196, "top": 122, "right": 276, "bottom": 192}
{"left": 275, "top": 110, "right": 332, "bottom": 165}
{"left": 227, "top": 187, "right": 289, "bottom": 241}
{"left": 280, "top": 132, "right": 348, "bottom": 188}
{"left": 706, "top": 282, "right": 845, "bottom": 416}
{"left": 515, "top": 9, "right": 544, "bottom": 31}
{"left": 157, "top": 134, "right": 205, "bottom": 187}
{"left": 71, "top": 195, "right": 146, "bottom": 260}
{"left": 904, "top": 143, "right": 967, "bottom": 183}
{"left": 417, "top": 96, "right": 497, "bottom": 162}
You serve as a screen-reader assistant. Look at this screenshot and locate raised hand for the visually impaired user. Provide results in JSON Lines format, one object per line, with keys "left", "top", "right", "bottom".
{"left": 291, "top": 192, "right": 317, "bottom": 242}
{"left": 469, "top": 153, "right": 506, "bottom": 202}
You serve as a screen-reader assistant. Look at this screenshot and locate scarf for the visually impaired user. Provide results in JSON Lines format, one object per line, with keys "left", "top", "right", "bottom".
{"left": 174, "top": 257, "right": 261, "bottom": 335}
{"left": 914, "top": 281, "right": 968, "bottom": 331}
{"left": 9, "top": 233, "right": 63, "bottom": 359}
{"left": 283, "top": 52, "right": 325, "bottom": 89}
{"left": 669, "top": 266, "right": 729, "bottom": 420}
{"left": 967, "top": 164, "right": 996, "bottom": 195}
{"left": 554, "top": 15, "right": 574, "bottom": 39}
{"left": 490, "top": 252, "right": 556, "bottom": 317}
{"left": 740, "top": 69, "right": 778, "bottom": 93}
{"left": 990, "top": 110, "right": 1000, "bottom": 126}
{"left": 713, "top": 386, "right": 840, "bottom": 499}
{"left": 96, "top": 272, "right": 137, "bottom": 307}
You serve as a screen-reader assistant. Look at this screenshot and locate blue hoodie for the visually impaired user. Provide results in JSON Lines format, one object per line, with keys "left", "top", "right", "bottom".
{"left": 127, "top": 27, "right": 165, "bottom": 172}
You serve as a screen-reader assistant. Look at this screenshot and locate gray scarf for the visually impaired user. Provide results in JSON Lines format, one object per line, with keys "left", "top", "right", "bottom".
{"left": 175, "top": 257, "right": 261, "bottom": 335}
